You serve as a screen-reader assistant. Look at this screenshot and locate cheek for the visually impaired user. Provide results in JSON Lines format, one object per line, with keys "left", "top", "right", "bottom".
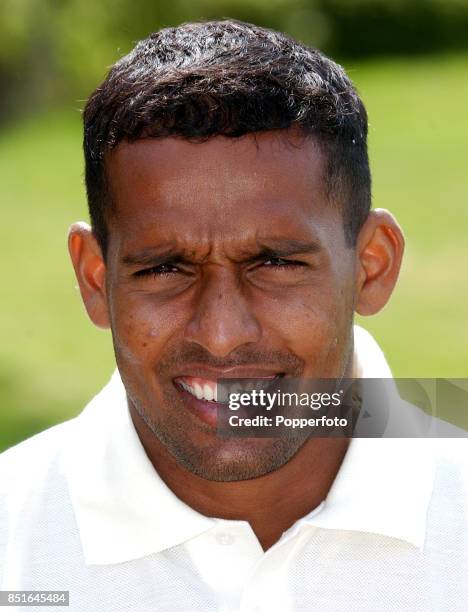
{"left": 259, "top": 282, "right": 348, "bottom": 336}
{"left": 257, "top": 277, "right": 354, "bottom": 370}
{"left": 109, "top": 292, "right": 184, "bottom": 367}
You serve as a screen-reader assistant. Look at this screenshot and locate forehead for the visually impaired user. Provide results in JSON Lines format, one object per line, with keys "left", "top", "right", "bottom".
{"left": 105, "top": 132, "right": 342, "bottom": 255}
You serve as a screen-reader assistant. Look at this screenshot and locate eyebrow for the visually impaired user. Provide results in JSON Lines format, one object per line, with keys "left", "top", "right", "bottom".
{"left": 121, "top": 246, "right": 188, "bottom": 267}
{"left": 121, "top": 238, "right": 322, "bottom": 268}
{"left": 251, "top": 239, "right": 323, "bottom": 259}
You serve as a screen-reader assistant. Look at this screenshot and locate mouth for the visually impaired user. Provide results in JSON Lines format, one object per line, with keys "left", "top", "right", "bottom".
{"left": 173, "top": 373, "right": 284, "bottom": 427}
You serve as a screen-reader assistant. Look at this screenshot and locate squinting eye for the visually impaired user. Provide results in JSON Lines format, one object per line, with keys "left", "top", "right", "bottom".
{"left": 263, "top": 258, "right": 305, "bottom": 269}
{"left": 134, "top": 264, "right": 180, "bottom": 278}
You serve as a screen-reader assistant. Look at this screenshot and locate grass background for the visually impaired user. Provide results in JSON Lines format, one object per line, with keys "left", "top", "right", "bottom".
{"left": 1, "top": 53, "right": 467, "bottom": 451}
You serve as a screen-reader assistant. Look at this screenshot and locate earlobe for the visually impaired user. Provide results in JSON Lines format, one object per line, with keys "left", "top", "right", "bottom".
{"left": 67, "top": 222, "right": 110, "bottom": 329}
{"left": 355, "top": 209, "right": 405, "bottom": 316}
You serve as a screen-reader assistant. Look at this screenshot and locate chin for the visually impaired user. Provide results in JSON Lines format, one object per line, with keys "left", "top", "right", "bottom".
{"left": 169, "top": 435, "right": 305, "bottom": 482}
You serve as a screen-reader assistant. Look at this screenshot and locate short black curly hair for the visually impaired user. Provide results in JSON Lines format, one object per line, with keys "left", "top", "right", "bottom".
{"left": 83, "top": 19, "right": 371, "bottom": 256}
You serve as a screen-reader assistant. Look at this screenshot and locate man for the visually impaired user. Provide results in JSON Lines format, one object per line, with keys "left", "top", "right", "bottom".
{"left": 1, "top": 19, "right": 466, "bottom": 611}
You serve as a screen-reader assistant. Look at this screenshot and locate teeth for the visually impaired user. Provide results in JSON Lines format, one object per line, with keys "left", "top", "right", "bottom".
{"left": 193, "top": 383, "right": 203, "bottom": 400}
{"left": 179, "top": 380, "right": 218, "bottom": 402}
{"left": 203, "top": 384, "right": 214, "bottom": 401}
{"left": 179, "top": 377, "right": 277, "bottom": 403}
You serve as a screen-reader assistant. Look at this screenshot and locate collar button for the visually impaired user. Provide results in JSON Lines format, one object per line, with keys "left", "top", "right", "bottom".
{"left": 216, "top": 533, "right": 235, "bottom": 545}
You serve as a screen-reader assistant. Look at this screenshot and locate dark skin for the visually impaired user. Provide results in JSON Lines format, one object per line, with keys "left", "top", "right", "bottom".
{"left": 69, "top": 131, "right": 404, "bottom": 550}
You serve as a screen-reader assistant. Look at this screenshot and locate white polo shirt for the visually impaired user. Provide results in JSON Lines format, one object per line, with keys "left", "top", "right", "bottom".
{"left": 0, "top": 327, "right": 467, "bottom": 611}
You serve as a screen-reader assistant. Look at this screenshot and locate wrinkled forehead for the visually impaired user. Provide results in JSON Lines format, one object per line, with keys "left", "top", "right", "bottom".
{"left": 104, "top": 131, "right": 343, "bottom": 258}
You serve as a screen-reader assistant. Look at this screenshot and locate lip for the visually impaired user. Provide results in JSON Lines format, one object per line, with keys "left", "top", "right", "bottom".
{"left": 174, "top": 382, "right": 229, "bottom": 427}
{"left": 173, "top": 370, "right": 284, "bottom": 428}
{"left": 171, "top": 364, "right": 285, "bottom": 380}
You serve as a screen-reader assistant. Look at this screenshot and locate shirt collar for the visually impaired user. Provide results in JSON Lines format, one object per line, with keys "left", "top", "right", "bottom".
{"left": 302, "top": 436, "right": 435, "bottom": 548}
{"left": 304, "top": 326, "right": 435, "bottom": 548}
{"left": 64, "top": 370, "right": 215, "bottom": 565}
{"left": 65, "top": 325, "right": 435, "bottom": 565}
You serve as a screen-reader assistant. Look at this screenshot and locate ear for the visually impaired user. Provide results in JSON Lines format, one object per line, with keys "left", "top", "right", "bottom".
{"left": 355, "top": 209, "right": 405, "bottom": 316}
{"left": 68, "top": 222, "right": 110, "bottom": 329}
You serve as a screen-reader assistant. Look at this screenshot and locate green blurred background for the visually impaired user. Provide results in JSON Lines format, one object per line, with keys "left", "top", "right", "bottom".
{"left": 1, "top": 0, "right": 467, "bottom": 451}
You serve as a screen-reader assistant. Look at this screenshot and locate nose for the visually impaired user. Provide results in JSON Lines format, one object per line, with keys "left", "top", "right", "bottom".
{"left": 184, "top": 266, "right": 262, "bottom": 358}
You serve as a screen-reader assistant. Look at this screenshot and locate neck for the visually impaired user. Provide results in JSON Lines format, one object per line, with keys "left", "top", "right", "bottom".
{"left": 131, "top": 409, "right": 350, "bottom": 550}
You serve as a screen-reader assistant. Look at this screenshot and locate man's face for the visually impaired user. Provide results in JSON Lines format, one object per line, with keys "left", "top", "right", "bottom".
{"left": 103, "top": 132, "right": 357, "bottom": 480}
